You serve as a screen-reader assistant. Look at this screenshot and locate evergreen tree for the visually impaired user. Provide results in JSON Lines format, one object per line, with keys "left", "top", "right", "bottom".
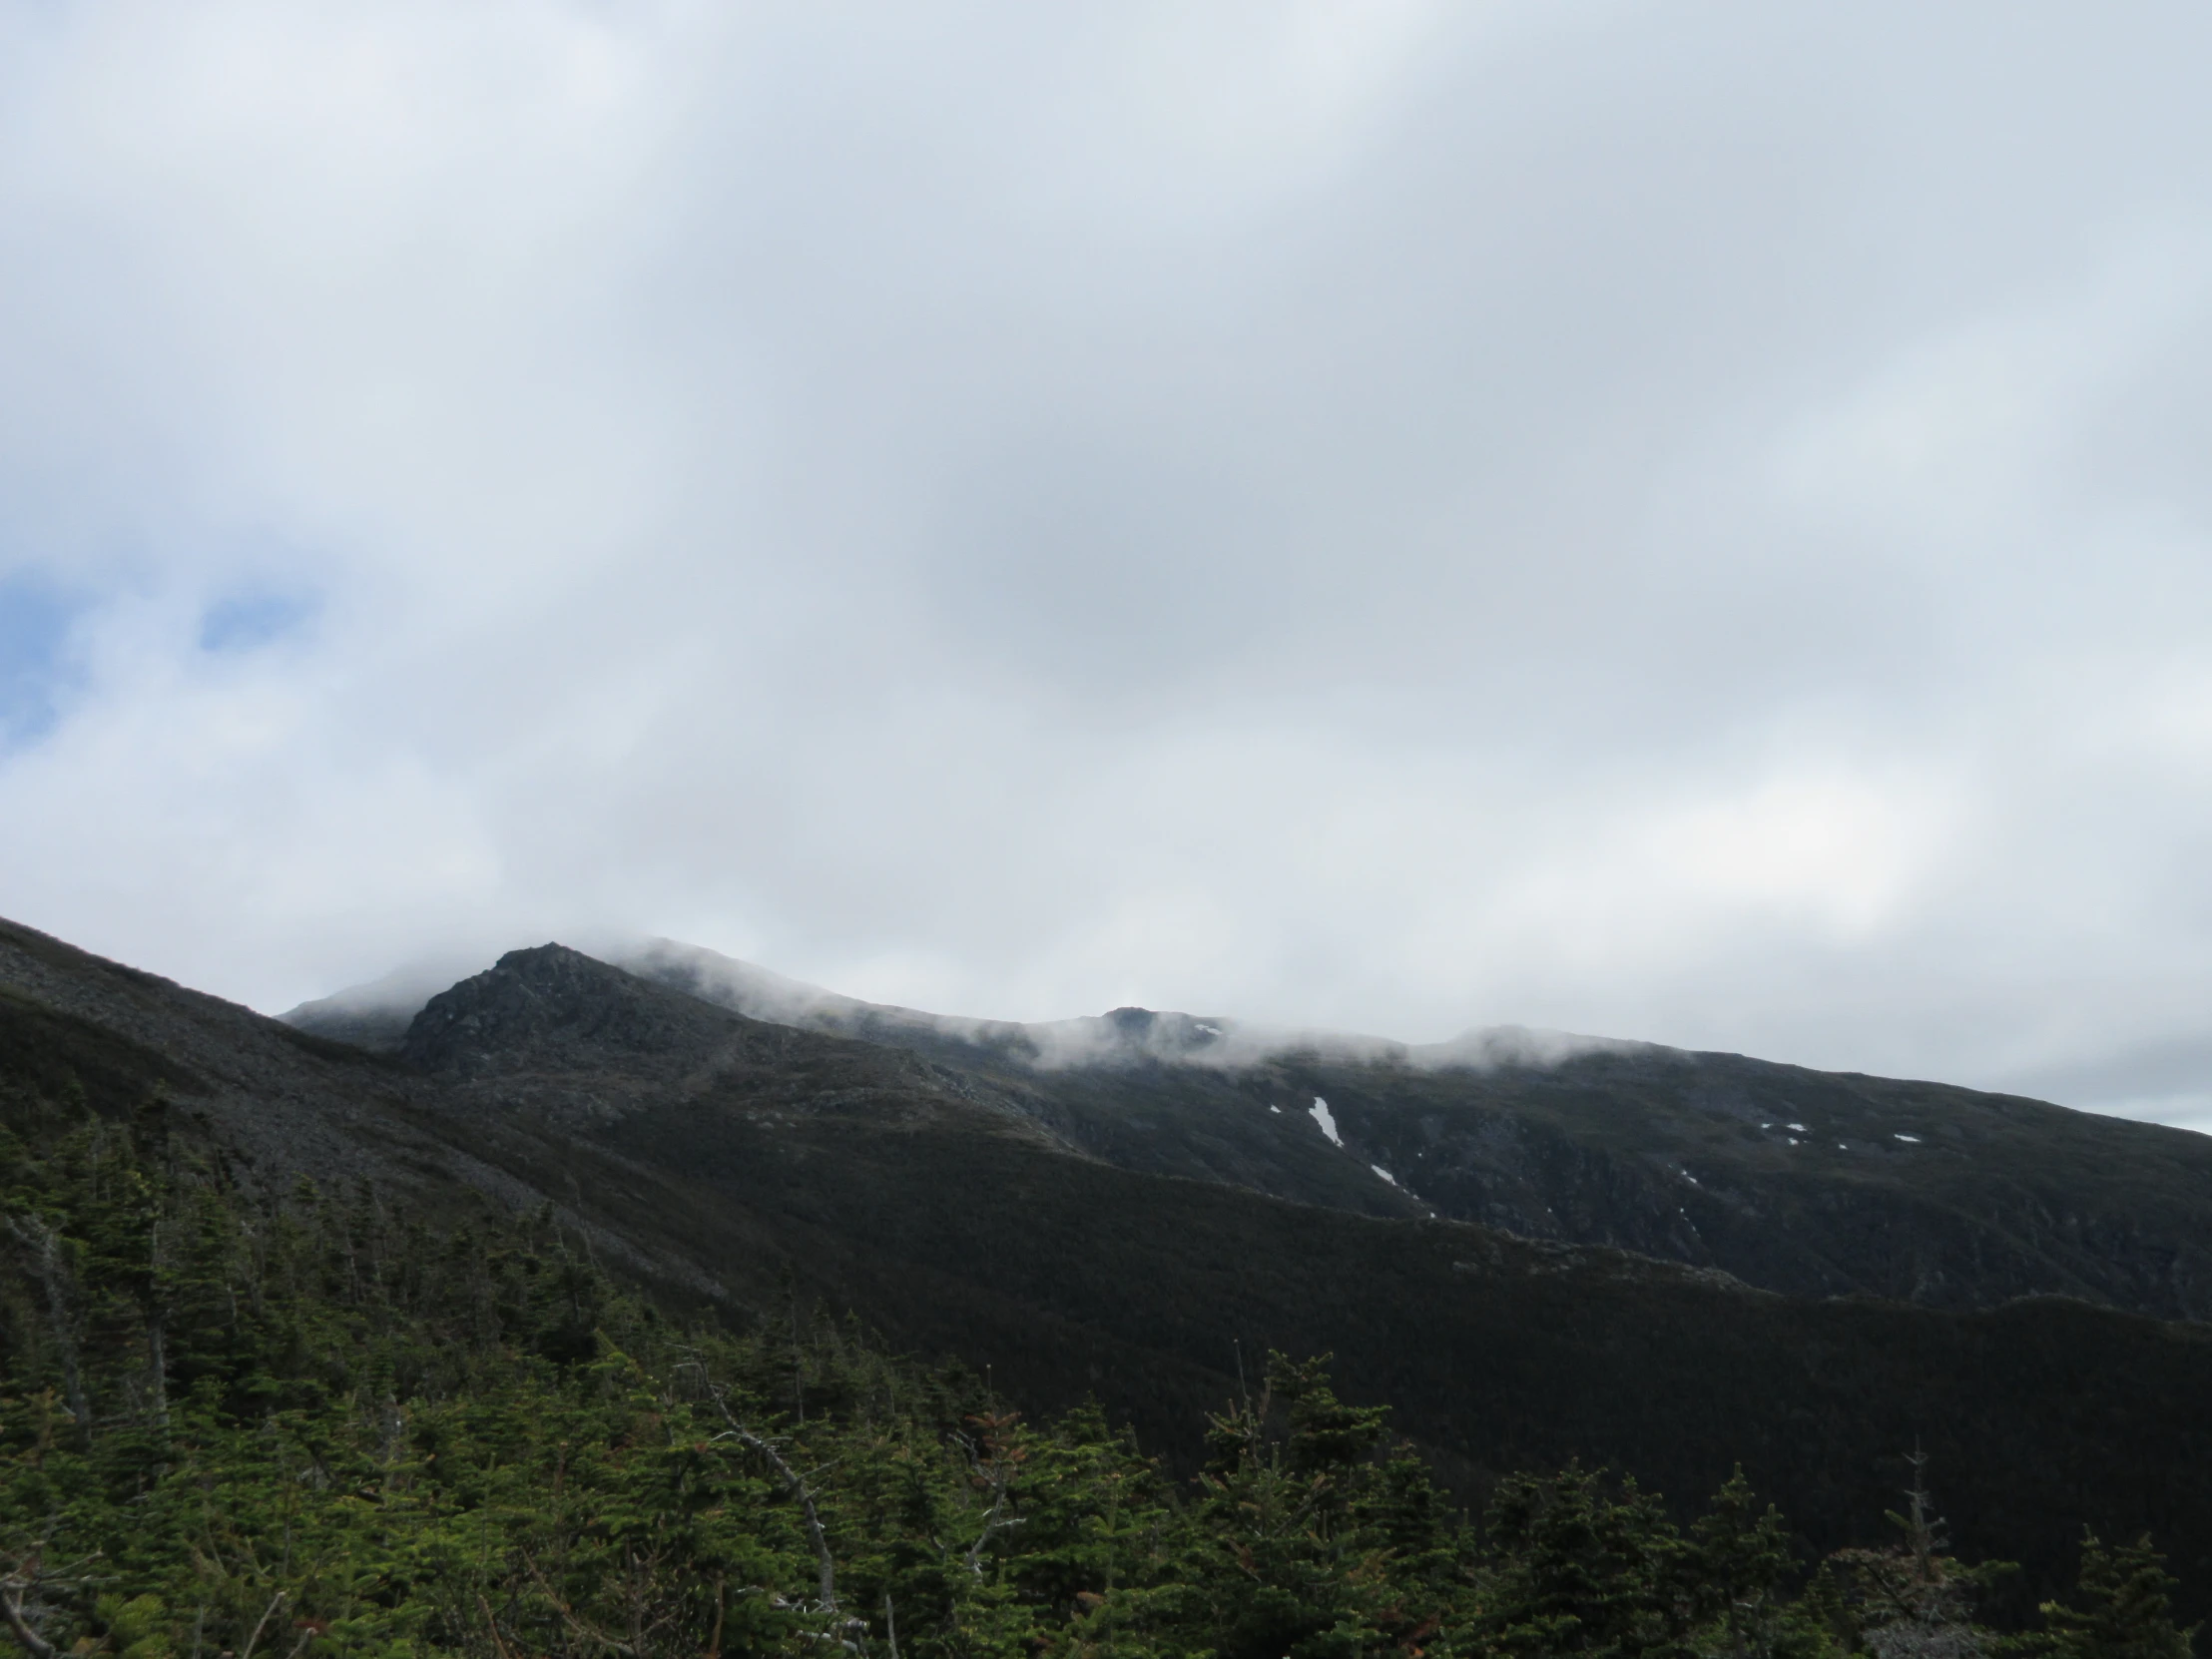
{"left": 2039, "top": 1532, "right": 2197, "bottom": 1659}
{"left": 1474, "top": 1460, "right": 1699, "bottom": 1659}
{"left": 0, "top": 1088, "right": 2190, "bottom": 1659}
{"left": 1822, "top": 1451, "right": 2009, "bottom": 1659}
{"left": 1184, "top": 1351, "right": 1465, "bottom": 1659}
{"left": 1686, "top": 1468, "right": 1834, "bottom": 1659}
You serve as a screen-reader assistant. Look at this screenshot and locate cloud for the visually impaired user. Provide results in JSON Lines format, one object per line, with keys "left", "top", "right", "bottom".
{"left": 199, "top": 587, "right": 318, "bottom": 654}
{"left": 2, "top": 1, "right": 2212, "bottom": 1129}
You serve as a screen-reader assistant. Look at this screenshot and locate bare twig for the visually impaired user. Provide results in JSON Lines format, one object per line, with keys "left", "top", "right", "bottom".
{"left": 518, "top": 1548, "right": 639, "bottom": 1656}
{"left": 238, "top": 1591, "right": 286, "bottom": 1659}
{"left": 957, "top": 1414, "right": 1028, "bottom": 1578}
{"left": 5, "top": 1216, "right": 91, "bottom": 1435}
{"left": 709, "top": 1392, "right": 837, "bottom": 1612}
{"left": 0, "top": 1575, "right": 60, "bottom": 1659}
{"left": 963, "top": 1482, "right": 1027, "bottom": 1578}
{"left": 1, "top": 1550, "right": 111, "bottom": 1659}
{"left": 475, "top": 1595, "right": 519, "bottom": 1659}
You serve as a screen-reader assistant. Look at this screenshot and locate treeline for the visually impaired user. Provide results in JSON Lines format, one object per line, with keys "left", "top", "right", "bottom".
{"left": 0, "top": 1104, "right": 2196, "bottom": 1659}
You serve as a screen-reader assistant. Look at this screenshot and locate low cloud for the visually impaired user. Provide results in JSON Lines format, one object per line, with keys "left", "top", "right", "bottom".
{"left": 3, "top": 3, "right": 2212, "bottom": 1129}
{"left": 306, "top": 931, "right": 1650, "bottom": 1081}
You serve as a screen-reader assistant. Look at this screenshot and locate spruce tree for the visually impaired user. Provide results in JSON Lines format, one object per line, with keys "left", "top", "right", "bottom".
{"left": 1824, "top": 1450, "right": 2007, "bottom": 1659}
{"left": 2039, "top": 1532, "right": 2197, "bottom": 1659}
{"left": 1687, "top": 1468, "right": 1834, "bottom": 1659}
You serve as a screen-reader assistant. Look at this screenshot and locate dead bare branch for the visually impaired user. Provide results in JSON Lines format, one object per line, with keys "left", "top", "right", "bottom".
{"left": 237, "top": 1591, "right": 286, "bottom": 1659}
{"left": 517, "top": 1547, "right": 639, "bottom": 1656}
{"left": 4, "top": 1216, "right": 91, "bottom": 1434}
{"left": 1, "top": 1551, "right": 104, "bottom": 1659}
{"left": 0, "top": 1576, "right": 59, "bottom": 1659}
{"left": 708, "top": 1391, "right": 837, "bottom": 1613}
{"left": 475, "top": 1595, "right": 519, "bottom": 1659}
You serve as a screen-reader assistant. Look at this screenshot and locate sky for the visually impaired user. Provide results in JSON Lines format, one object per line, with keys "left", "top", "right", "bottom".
{"left": 4, "top": 2, "right": 2212, "bottom": 1132}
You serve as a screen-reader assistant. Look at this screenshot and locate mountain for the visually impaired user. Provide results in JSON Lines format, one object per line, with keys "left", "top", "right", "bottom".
{"left": 9, "top": 913, "right": 2212, "bottom": 1613}
{"left": 293, "top": 935, "right": 2212, "bottom": 1322}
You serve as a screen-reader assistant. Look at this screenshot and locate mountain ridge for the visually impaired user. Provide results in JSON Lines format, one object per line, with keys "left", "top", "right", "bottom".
{"left": 11, "top": 911, "right": 2212, "bottom": 1608}
{"left": 287, "top": 935, "right": 2212, "bottom": 1321}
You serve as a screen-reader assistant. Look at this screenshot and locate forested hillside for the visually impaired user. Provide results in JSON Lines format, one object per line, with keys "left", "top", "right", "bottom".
{"left": 1, "top": 1105, "right": 2197, "bottom": 1659}
{"left": 5, "top": 914, "right": 2212, "bottom": 1653}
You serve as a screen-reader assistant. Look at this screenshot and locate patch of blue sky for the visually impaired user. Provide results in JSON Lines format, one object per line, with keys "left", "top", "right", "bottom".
{"left": 0, "top": 573, "right": 86, "bottom": 753}
{"left": 199, "top": 586, "right": 318, "bottom": 654}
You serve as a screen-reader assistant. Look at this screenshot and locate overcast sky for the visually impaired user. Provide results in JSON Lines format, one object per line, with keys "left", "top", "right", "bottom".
{"left": 4, "top": 2, "right": 2212, "bottom": 1129}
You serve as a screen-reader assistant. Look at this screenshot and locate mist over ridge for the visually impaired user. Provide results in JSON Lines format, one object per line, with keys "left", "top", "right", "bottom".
{"left": 11, "top": 902, "right": 2212, "bottom": 1636}
{"left": 285, "top": 931, "right": 1663, "bottom": 1078}
{"left": 10, "top": 12, "right": 2212, "bottom": 1643}
{"left": 8, "top": 4, "right": 2212, "bottom": 1137}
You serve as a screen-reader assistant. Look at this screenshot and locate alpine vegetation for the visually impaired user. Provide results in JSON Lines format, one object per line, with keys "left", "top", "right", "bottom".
{"left": 1, "top": 1111, "right": 2197, "bottom": 1659}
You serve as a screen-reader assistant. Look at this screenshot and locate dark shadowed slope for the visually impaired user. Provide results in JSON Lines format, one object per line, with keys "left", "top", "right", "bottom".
{"left": 1185, "top": 1041, "right": 2212, "bottom": 1319}
{"left": 15, "top": 917, "right": 2212, "bottom": 1608}
{"left": 624, "top": 939, "right": 2212, "bottom": 1321}
{"left": 292, "top": 935, "right": 2212, "bottom": 1320}
{"left": 267, "top": 935, "right": 2212, "bottom": 1600}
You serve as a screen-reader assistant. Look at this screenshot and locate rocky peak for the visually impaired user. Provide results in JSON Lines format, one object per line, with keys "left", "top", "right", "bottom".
{"left": 401, "top": 943, "right": 747, "bottom": 1079}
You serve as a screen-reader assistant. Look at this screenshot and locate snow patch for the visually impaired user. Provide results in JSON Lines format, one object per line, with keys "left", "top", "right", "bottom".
{"left": 1310, "top": 1096, "right": 1343, "bottom": 1147}
{"left": 1787, "top": 1122, "right": 1808, "bottom": 1132}
{"left": 1893, "top": 1132, "right": 1921, "bottom": 1143}
{"left": 1371, "top": 1164, "right": 1397, "bottom": 1186}
{"left": 1268, "top": 1104, "right": 1282, "bottom": 1114}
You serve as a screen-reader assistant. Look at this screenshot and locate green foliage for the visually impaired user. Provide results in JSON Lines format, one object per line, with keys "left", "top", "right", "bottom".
{"left": 1177, "top": 1351, "right": 1465, "bottom": 1659}
{"left": 2036, "top": 1533, "right": 2198, "bottom": 1659}
{"left": 1815, "top": 1456, "right": 2015, "bottom": 1659}
{"left": 1475, "top": 1460, "right": 1750, "bottom": 1659}
{"left": 0, "top": 1105, "right": 2192, "bottom": 1659}
{"left": 1687, "top": 1471, "right": 1832, "bottom": 1659}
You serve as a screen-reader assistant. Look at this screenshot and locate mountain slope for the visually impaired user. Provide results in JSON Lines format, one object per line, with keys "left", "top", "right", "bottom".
{"left": 627, "top": 940, "right": 2212, "bottom": 1321}
{"left": 11, "top": 916, "right": 2212, "bottom": 1608}
{"left": 296, "top": 936, "right": 2212, "bottom": 1321}
{"left": 380, "top": 947, "right": 2212, "bottom": 1603}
